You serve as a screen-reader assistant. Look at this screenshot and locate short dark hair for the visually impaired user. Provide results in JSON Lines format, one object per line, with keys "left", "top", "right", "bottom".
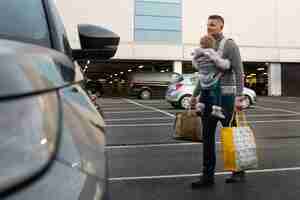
{"left": 208, "top": 15, "right": 224, "bottom": 25}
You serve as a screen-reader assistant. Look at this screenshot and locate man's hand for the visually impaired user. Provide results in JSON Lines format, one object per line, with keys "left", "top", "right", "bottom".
{"left": 190, "top": 96, "right": 198, "bottom": 109}
{"left": 235, "top": 96, "right": 245, "bottom": 111}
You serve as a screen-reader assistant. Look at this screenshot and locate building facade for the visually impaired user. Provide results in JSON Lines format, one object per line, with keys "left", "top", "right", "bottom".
{"left": 56, "top": 0, "right": 300, "bottom": 96}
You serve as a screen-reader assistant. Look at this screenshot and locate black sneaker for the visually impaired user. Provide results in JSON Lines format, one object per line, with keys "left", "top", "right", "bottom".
{"left": 191, "top": 176, "right": 215, "bottom": 189}
{"left": 225, "top": 171, "right": 246, "bottom": 183}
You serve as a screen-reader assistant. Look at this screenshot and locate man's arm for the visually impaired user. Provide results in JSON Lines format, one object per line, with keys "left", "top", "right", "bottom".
{"left": 193, "top": 78, "right": 201, "bottom": 97}
{"left": 225, "top": 40, "right": 244, "bottom": 96}
{"left": 190, "top": 79, "right": 201, "bottom": 109}
{"left": 206, "top": 49, "right": 231, "bottom": 70}
{"left": 191, "top": 49, "right": 203, "bottom": 97}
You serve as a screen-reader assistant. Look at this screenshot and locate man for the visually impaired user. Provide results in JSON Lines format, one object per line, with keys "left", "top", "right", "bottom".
{"left": 190, "top": 15, "right": 245, "bottom": 188}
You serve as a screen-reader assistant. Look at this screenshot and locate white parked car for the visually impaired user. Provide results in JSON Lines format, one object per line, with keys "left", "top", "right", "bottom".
{"left": 165, "top": 74, "right": 257, "bottom": 109}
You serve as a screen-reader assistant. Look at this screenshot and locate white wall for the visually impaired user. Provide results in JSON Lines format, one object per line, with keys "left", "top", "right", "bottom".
{"left": 56, "top": 0, "right": 300, "bottom": 62}
{"left": 56, "top": 0, "right": 134, "bottom": 50}
{"left": 277, "top": 1, "right": 300, "bottom": 62}
{"left": 182, "top": 0, "right": 278, "bottom": 61}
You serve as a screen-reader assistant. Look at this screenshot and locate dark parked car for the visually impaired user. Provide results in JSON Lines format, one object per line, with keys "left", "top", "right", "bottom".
{"left": 85, "top": 79, "right": 104, "bottom": 97}
{"left": 128, "top": 72, "right": 181, "bottom": 99}
{"left": 0, "top": 0, "right": 119, "bottom": 199}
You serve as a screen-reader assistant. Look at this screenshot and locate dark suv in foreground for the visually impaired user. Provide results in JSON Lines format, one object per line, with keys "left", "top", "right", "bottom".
{"left": 0, "top": 0, "right": 119, "bottom": 199}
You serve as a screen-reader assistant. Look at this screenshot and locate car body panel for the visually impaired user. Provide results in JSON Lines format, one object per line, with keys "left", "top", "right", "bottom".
{"left": 0, "top": 40, "right": 74, "bottom": 97}
{"left": 58, "top": 90, "right": 106, "bottom": 180}
{"left": 0, "top": 41, "right": 107, "bottom": 199}
{"left": 0, "top": 92, "right": 60, "bottom": 193}
{"left": 0, "top": 161, "right": 102, "bottom": 200}
{"left": 165, "top": 74, "right": 196, "bottom": 103}
{"left": 0, "top": 0, "right": 109, "bottom": 199}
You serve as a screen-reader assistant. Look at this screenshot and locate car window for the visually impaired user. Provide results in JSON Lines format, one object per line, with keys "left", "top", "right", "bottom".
{"left": 47, "top": 0, "right": 73, "bottom": 57}
{"left": 170, "top": 73, "right": 182, "bottom": 83}
{"left": 182, "top": 77, "right": 194, "bottom": 85}
{"left": 0, "top": 0, "right": 51, "bottom": 47}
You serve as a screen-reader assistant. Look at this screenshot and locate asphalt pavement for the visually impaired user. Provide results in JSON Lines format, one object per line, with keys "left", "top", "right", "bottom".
{"left": 99, "top": 96, "right": 300, "bottom": 200}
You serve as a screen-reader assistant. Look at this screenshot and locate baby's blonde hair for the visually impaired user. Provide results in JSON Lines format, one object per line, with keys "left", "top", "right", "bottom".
{"left": 200, "top": 35, "right": 216, "bottom": 49}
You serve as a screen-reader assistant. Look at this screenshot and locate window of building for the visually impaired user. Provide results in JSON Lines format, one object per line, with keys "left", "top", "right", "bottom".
{"left": 134, "top": 0, "right": 182, "bottom": 43}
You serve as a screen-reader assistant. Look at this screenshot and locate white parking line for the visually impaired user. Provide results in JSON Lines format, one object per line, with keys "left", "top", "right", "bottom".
{"left": 259, "top": 99, "right": 297, "bottom": 104}
{"left": 124, "top": 99, "right": 175, "bottom": 118}
{"left": 106, "top": 123, "right": 173, "bottom": 127}
{"left": 105, "top": 114, "right": 300, "bottom": 121}
{"left": 98, "top": 101, "right": 129, "bottom": 104}
{"left": 109, "top": 166, "right": 300, "bottom": 181}
{"left": 213, "top": 118, "right": 299, "bottom": 124}
{"left": 106, "top": 142, "right": 222, "bottom": 149}
{"left": 105, "top": 117, "right": 174, "bottom": 122}
{"left": 131, "top": 100, "right": 166, "bottom": 103}
{"left": 252, "top": 119, "right": 300, "bottom": 123}
{"left": 247, "top": 113, "right": 300, "bottom": 117}
{"left": 102, "top": 107, "right": 145, "bottom": 111}
{"left": 106, "top": 142, "right": 203, "bottom": 149}
{"left": 100, "top": 105, "right": 140, "bottom": 108}
{"left": 105, "top": 119, "right": 300, "bottom": 127}
{"left": 253, "top": 105, "right": 299, "bottom": 114}
{"left": 105, "top": 110, "right": 161, "bottom": 114}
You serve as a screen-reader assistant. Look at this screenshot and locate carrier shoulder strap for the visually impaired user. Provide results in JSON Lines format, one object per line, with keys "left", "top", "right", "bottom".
{"left": 217, "top": 37, "right": 232, "bottom": 56}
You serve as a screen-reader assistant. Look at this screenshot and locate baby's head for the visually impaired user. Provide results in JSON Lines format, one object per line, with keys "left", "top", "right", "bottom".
{"left": 200, "top": 35, "right": 216, "bottom": 49}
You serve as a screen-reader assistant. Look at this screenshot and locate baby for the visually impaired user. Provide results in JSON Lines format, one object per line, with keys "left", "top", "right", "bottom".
{"left": 192, "top": 35, "right": 231, "bottom": 119}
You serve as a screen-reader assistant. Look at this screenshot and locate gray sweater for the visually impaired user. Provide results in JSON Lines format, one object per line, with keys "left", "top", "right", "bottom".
{"left": 193, "top": 34, "right": 244, "bottom": 96}
{"left": 192, "top": 48, "right": 230, "bottom": 89}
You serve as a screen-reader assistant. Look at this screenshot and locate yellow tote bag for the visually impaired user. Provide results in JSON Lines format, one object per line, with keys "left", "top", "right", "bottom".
{"left": 221, "top": 111, "right": 258, "bottom": 171}
{"left": 221, "top": 126, "right": 237, "bottom": 171}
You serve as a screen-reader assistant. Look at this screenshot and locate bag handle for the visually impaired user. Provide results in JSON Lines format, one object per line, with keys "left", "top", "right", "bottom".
{"left": 229, "top": 111, "right": 236, "bottom": 127}
{"left": 228, "top": 111, "right": 249, "bottom": 127}
{"left": 235, "top": 111, "right": 249, "bottom": 127}
{"left": 187, "top": 102, "right": 194, "bottom": 116}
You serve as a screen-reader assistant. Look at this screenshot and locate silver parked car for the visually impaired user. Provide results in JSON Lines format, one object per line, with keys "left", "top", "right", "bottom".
{"left": 166, "top": 74, "right": 257, "bottom": 109}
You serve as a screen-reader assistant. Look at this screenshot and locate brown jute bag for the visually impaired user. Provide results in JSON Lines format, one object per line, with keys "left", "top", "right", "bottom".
{"left": 173, "top": 110, "right": 202, "bottom": 142}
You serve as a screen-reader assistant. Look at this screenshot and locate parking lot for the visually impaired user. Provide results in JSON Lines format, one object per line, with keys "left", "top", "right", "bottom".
{"left": 99, "top": 97, "right": 300, "bottom": 200}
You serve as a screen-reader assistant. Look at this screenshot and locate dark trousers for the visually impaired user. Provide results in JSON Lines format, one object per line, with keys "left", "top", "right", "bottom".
{"left": 200, "top": 94, "right": 235, "bottom": 178}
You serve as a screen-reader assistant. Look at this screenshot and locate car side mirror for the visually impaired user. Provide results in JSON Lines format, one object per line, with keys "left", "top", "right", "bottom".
{"left": 72, "top": 24, "right": 120, "bottom": 61}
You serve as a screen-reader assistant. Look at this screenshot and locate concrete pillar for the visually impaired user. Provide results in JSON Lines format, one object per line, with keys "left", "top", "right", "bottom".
{"left": 268, "top": 63, "right": 282, "bottom": 96}
{"left": 173, "top": 61, "right": 182, "bottom": 74}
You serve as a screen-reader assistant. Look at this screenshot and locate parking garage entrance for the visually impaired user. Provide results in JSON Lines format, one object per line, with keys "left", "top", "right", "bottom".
{"left": 244, "top": 62, "right": 269, "bottom": 96}
{"left": 82, "top": 60, "right": 270, "bottom": 98}
{"left": 84, "top": 59, "right": 174, "bottom": 98}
